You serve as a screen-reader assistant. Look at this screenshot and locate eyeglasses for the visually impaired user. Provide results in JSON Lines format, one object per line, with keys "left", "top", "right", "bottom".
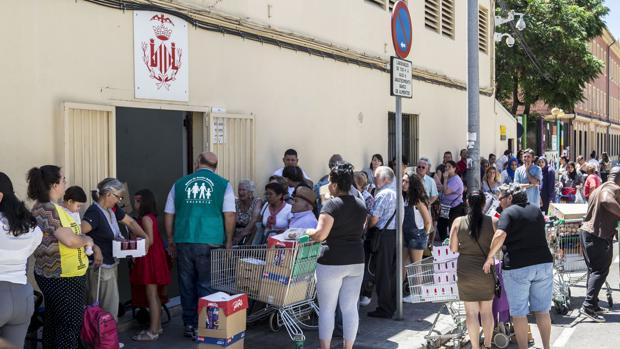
{"left": 112, "top": 193, "right": 123, "bottom": 201}
{"left": 417, "top": 166, "right": 426, "bottom": 169}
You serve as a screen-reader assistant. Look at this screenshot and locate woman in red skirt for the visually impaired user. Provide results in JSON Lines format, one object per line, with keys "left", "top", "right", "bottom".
{"left": 130, "top": 189, "right": 171, "bottom": 341}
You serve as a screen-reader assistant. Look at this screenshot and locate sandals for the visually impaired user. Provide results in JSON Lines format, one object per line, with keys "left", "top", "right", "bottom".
{"left": 132, "top": 330, "right": 160, "bottom": 341}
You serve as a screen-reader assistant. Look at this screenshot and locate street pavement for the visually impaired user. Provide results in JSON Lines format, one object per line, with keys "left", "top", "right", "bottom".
{"left": 118, "top": 243, "right": 620, "bottom": 349}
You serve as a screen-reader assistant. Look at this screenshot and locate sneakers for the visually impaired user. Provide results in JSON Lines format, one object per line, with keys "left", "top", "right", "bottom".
{"left": 359, "top": 296, "right": 371, "bottom": 307}
{"left": 580, "top": 306, "right": 606, "bottom": 322}
{"left": 593, "top": 306, "right": 610, "bottom": 314}
{"left": 183, "top": 325, "right": 197, "bottom": 339}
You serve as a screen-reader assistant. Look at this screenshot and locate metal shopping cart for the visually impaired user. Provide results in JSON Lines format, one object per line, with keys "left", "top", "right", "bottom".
{"left": 211, "top": 241, "right": 321, "bottom": 348}
{"left": 546, "top": 217, "right": 613, "bottom": 314}
{"left": 406, "top": 256, "right": 465, "bottom": 349}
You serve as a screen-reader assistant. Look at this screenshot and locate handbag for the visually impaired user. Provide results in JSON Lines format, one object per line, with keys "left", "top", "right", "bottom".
{"left": 369, "top": 210, "right": 396, "bottom": 253}
{"left": 471, "top": 231, "right": 502, "bottom": 297}
{"left": 439, "top": 196, "right": 459, "bottom": 219}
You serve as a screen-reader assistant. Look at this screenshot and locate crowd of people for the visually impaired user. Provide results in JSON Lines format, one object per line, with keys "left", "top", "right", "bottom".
{"left": 0, "top": 146, "right": 619, "bottom": 349}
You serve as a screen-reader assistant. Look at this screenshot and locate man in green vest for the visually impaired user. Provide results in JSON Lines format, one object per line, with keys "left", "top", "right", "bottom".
{"left": 164, "top": 152, "right": 236, "bottom": 339}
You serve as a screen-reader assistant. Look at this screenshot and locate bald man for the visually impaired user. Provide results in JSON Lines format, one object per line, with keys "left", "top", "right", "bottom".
{"left": 578, "top": 166, "right": 620, "bottom": 322}
{"left": 164, "top": 152, "right": 236, "bottom": 338}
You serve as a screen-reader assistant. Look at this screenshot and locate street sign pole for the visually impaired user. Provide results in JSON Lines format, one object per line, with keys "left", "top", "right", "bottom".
{"left": 466, "top": 0, "right": 481, "bottom": 192}
{"left": 395, "top": 94, "right": 403, "bottom": 320}
{"left": 390, "top": 0, "right": 412, "bottom": 321}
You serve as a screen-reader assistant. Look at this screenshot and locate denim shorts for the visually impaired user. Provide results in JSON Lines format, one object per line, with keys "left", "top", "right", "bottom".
{"left": 404, "top": 228, "right": 429, "bottom": 250}
{"left": 503, "top": 263, "right": 553, "bottom": 317}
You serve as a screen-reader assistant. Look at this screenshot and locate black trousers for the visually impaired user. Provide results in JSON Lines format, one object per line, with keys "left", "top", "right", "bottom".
{"left": 580, "top": 230, "right": 614, "bottom": 309}
{"left": 34, "top": 274, "right": 88, "bottom": 349}
{"left": 375, "top": 229, "right": 397, "bottom": 316}
{"left": 436, "top": 203, "right": 466, "bottom": 241}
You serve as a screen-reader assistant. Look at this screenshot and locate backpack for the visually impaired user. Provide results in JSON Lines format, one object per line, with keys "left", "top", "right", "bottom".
{"left": 81, "top": 269, "right": 120, "bottom": 349}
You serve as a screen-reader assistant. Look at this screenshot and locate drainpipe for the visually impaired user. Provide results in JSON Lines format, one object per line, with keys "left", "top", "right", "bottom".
{"left": 606, "top": 37, "right": 615, "bottom": 155}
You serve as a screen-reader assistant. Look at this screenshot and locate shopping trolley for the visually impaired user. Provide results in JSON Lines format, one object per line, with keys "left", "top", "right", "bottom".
{"left": 406, "top": 256, "right": 466, "bottom": 349}
{"left": 211, "top": 241, "right": 321, "bottom": 348}
{"left": 546, "top": 217, "right": 613, "bottom": 314}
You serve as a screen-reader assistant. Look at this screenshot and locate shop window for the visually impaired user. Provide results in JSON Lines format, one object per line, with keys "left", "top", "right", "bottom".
{"left": 63, "top": 103, "right": 116, "bottom": 205}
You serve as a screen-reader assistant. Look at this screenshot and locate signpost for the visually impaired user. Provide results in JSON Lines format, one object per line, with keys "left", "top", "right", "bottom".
{"left": 390, "top": 0, "right": 412, "bottom": 321}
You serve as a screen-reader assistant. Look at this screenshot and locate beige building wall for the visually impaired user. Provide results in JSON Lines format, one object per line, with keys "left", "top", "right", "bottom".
{"left": 0, "top": 0, "right": 509, "bottom": 197}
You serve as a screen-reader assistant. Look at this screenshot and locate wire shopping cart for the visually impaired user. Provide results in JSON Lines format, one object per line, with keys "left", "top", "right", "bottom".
{"left": 406, "top": 256, "right": 465, "bottom": 349}
{"left": 546, "top": 218, "right": 613, "bottom": 314}
{"left": 211, "top": 241, "right": 321, "bottom": 348}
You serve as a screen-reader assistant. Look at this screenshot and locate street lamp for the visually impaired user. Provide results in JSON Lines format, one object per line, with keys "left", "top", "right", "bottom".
{"left": 495, "top": 10, "right": 526, "bottom": 47}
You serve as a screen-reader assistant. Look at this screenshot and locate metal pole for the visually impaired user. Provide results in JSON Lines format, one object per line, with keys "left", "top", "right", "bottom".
{"left": 466, "top": 0, "right": 480, "bottom": 192}
{"left": 395, "top": 96, "right": 403, "bottom": 320}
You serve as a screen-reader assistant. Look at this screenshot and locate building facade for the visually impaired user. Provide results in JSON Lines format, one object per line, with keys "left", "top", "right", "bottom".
{"left": 522, "top": 28, "right": 620, "bottom": 163}
{"left": 1, "top": 0, "right": 514, "bottom": 199}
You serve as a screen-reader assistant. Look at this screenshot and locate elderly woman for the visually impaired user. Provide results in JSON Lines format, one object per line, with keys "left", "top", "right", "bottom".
{"left": 81, "top": 178, "right": 150, "bottom": 321}
{"left": 233, "top": 180, "right": 262, "bottom": 245}
{"left": 583, "top": 163, "right": 602, "bottom": 200}
{"left": 28, "top": 166, "right": 96, "bottom": 348}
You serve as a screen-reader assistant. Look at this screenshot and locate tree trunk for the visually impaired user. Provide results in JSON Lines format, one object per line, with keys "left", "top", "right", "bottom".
{"left": 511, "top": 71, "right": 520, "bottom": 115}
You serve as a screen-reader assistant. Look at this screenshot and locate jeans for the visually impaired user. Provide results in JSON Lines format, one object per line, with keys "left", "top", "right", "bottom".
{"left": 503, "top": 263, "right": 553, "bottom": 317}
{"left": 177, "top": 243, "right": 216, "bottom": 327}
{"left": 580, "top": 230, "right": 614, "bottom": 309}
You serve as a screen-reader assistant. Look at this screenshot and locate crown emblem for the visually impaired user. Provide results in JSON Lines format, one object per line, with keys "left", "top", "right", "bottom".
{"left": 153, "top": 24, "right": 172, "bottom": 40}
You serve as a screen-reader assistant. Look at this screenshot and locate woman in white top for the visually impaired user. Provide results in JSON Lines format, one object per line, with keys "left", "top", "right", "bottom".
{"left": 254, "top": 182, "right": 292, "bottom": 244}
{"left": 0, "top": 172, "right": 43, "bottom": 349}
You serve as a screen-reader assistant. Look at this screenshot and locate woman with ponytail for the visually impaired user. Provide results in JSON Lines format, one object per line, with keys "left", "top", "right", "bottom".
{"left": 0, "top": 172, "right": 42, "bottom": 348}
{"left": 28, "top": 165, "right": 98, "bottom": 349}
{"left": 449, "top": 192, "right": 496, "bottom": 349}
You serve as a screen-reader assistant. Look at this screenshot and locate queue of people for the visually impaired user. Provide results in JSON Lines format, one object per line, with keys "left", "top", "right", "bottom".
{"left": 0, "top": 146, "right": 617, "bottom": 349}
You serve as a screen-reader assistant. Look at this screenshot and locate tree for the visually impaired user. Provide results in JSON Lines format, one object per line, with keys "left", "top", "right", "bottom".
{"left": 495, "top": 0, "right": 608, "bottom": 115}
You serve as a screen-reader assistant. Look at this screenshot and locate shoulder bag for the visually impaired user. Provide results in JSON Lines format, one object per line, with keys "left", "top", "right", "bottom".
{"left": 471, "top": 227, "right": 502, "bottom": 297}
{"left": 369, "top": 210, "right": 396, "bottom": 253}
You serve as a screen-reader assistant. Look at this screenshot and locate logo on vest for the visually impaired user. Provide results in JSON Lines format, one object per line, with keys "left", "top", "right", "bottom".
{"left": 184, "top": 177, "right": 215, "bottom": 204}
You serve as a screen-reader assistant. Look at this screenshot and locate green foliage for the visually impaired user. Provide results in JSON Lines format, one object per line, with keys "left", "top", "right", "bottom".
{"left": 495, "top": 0, "right": 608, "bottom": 114}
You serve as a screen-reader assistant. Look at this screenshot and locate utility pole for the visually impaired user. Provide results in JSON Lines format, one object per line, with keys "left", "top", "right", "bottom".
{"left": 467, "top": 0, "right": 481, "bottom": 192}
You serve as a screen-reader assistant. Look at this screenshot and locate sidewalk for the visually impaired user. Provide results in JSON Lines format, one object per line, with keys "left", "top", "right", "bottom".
{"left": 118, "top": 299, "right": 459, "bottom": 349}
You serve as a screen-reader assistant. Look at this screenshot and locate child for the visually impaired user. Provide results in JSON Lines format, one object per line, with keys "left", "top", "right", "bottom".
{"left": 62, "top": 185, "right": 87, "bottom": 223}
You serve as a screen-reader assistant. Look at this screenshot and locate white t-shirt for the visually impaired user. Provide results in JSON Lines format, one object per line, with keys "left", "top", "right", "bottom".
{"left": 273, "top": 167, "right": 312, "bottom": 181}
{"left": 62, "top": 207, "right": 81, "bottom": 224}
{"left": 0, "top": 213, "right": 43, "bottom": 284}
{"left": 164, "top": 181, "right": 236, "bottom": 214}
{"left": 261, "top": 202, "right": 292, "bottom": 231}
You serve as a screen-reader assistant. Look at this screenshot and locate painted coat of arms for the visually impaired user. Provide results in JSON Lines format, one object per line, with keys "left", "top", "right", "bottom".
{"left": 134, "top": 11, "right": 188, "bottom": 101}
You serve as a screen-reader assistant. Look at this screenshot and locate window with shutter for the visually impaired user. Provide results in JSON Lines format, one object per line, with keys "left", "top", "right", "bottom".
{"left": 441, "top": 0, "right": 455, "bottom": 38}
{"left": 478, "top": 6, "right": 489, "bottom": 54}
{"left": 425, "top": 0, "right": 440, "bottom": 33}
{"left": 367, "top": 0, "right": 387, "bottom": 9}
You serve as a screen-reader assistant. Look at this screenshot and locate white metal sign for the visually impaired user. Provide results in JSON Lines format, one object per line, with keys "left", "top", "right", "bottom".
{"left": 390, "top": 57, "right": 412, "bottom": 98}
{"left": 134, "top": 11, "right": 189, "bottom": 101}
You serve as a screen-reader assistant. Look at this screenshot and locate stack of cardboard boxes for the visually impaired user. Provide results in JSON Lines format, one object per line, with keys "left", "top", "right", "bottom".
{"left": 197, "top": 292, "right": 248, "bottom": 349}
{"left": 258, "top": 232, "right": 320, "bottom": 306}
{"left": 422, "top": 246, "right": 459, "bottom": 299}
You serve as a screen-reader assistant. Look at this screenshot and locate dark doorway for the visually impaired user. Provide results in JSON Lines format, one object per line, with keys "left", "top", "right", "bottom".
{"left": 388, "top": 112, "right": 418, "bottom": 167}
{"left": 115, "top": 107, "right": 190, "bottom": 302}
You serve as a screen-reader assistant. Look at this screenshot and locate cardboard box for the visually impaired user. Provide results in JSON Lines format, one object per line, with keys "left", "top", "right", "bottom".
{"left": 197, "top": 331, "right": 245, "bottom": 349}
{"left": 421, "top": 283, "right": 459, "bottom": 299}
{"left": 235, "top": 258, "right": 265, "bottom": 295}
{"left": 548, "top": 203, "right": 587, "bottom": 220}
{"left": 267, "top": 230, "right": 309, "bottom": 248}
{"left": 433, "top": 259, "right": 457, "bottom": 273}
{"left": 258, "top": 277, "right": 311, "bottom": 306}
{"left": 432, "top": 245, "right": 459, "bottom": 262}
{"left": 198, "top": 293, "right": 248, "bottom": 339}
{"left": 112, "top": 238, "right": 146, "bottom": 258}
{"left": 433, "top": 271, "right": 458, "bottom": 284}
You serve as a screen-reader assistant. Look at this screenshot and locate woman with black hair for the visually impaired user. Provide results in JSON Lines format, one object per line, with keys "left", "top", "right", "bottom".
{"left": 363, "top": 154, "right": 383, "bottom": 191}
{"left": 449, "top": 192, "right": 496, "bottom": 349}
{"left": 560, "top": 161, "right": 583, "bottom": 203}
{"left": 299, "top": 162, "right": 367, "bottom": 349}
{"left": 402, "top": 169, "right": 432, "bottom": 264}
{"left": 0, "top": 172, "right": 43, "bottom": 349}
{"left": 130, "top": 189, "right": 171, "bottom": 341}
{"left": 254, "top": 182, "right": 292, "bottom": 244}
{"left": 28, "top": 165, "right": 97, "bottom": 349}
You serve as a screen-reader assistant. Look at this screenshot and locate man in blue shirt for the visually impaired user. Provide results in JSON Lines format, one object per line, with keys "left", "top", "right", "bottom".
{"left": 513, "top": 148, "right": 542, "bottom": 208}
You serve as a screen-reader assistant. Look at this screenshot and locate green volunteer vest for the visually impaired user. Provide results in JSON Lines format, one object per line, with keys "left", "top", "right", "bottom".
{"left": 174, "top": 169, "right": 228, "bottom": 244}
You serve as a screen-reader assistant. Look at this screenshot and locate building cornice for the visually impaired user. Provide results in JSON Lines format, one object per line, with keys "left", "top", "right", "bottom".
{"left": 85, "top": 0, "right": 494, "bottom": 96}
